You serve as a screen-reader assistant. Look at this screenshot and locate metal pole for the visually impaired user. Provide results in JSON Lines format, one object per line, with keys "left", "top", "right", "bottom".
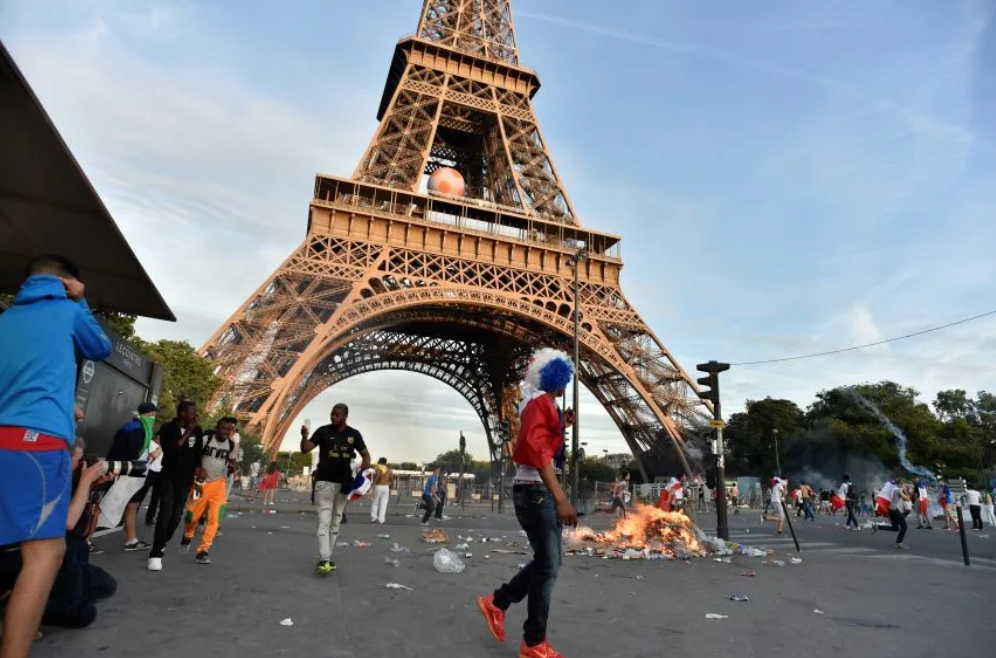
{"left": 458, "top": 431, "right": 466, "bottom": 509}
{"left": 571, "top": 248, "right": 584, "bottom": 508}
{"left": 956, "top": 505, "right": 971, "bottom": 566}
{"left": 781, "top": 500, "right": 801, "bottom": 552}
{"left": 714, "top": 414, "right": 729, "bottom": 542}
{"left": 773, "top": 429, "right": 782, "bottom": 475}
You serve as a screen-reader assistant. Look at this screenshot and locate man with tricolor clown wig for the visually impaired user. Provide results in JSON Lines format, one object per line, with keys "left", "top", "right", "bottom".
{"left": 478, "top": 348, "right": 577, "bottom": 658}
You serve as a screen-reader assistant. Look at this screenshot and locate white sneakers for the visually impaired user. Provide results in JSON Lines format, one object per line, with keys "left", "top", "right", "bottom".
{"left": 147, "top": 557, "right": 163, "bottom": 571}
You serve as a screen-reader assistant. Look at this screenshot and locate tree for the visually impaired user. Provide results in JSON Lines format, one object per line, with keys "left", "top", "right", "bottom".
{"left": 237, "top": 432, "right": 265, "bottom": 473}
{"left": 276, "top": 451, "right": 312, "bottom": 476}
{"left": 96, "top": 310, "right": 137, "bottom": 339}
{"left": 725, "top": 398, "right": 804, "bottom": 475}
{"left": 133, "top": 339, "right": 221, "bottom": 420}
{"left": 433, "top": 449, "right": 473, "bottom": 473}
{"left": 397, "top": 462, "right": 420, "bottom": 471}
{"left": 933, "top": 389, "right": 975, "bottom": 422}
{"left": 581, "top": 458, "right": 617, "bottom": 483}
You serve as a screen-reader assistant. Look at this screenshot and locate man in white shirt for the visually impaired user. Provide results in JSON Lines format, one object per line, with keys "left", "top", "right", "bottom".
{"left": 965, "top": 485, "right": 983, "bottom": 530}
{"left": 873, "top": 477, "right": 910, "bottom": 548}
{"left": 763, "top": 476, "right": 787, "bottom": 535}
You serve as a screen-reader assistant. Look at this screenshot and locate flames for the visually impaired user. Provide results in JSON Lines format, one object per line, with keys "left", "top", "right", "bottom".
{"left": 565, "top": 504, "right": 705, "bottom": 558}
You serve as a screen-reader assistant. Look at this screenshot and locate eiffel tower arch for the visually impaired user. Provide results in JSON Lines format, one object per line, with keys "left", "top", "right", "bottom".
{"left": 201, "top": 0, "right": 709, "bottom": 476}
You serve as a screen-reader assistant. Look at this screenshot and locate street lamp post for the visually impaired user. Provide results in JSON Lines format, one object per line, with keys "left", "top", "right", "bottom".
{"left": 569, "top": 244, "right": 589, "bottom": 508}
{"left": 458, "top": 431, "right": 466, "bottom": 509}
{"left": 773, "top": 429, "right": 782, "bottom": 475}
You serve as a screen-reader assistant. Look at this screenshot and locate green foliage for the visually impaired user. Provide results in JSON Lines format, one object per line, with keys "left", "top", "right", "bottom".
{"left": 276, "top": 451, "right": 313, "bottom": 477}
{"left": 724, "top": 382, "right": 995, "bottom": 484}
{"left": 237, "top": 432, "right": 265, "bottom": 473}
{"left": 96, "top": 310, "right": 138, "bottom": 339}
{"left": 433, "top": 449, "right": 473, "bottom": 473}
{"left": 396, "top": 462, "right": 420, "bottom": 471}
{"left": 581, "top": 458, "right": 618, "bottom": 483}
{"left": 132, "top": 338, "right": 221, "bottom": 421}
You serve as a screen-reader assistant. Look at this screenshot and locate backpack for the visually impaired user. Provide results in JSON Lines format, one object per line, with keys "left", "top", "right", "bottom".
{"left": 846, "top": 483, "right": 859, "bottom": 502}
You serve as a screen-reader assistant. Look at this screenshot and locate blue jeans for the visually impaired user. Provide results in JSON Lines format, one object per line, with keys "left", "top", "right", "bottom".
{"left": 493, "top": 484, "right": 562, "bottom": 646}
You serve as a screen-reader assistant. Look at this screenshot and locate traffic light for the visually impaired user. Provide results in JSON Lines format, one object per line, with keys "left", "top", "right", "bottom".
{"left": 696, "top": 361, "right": 729, "bottom": 407}
{"left": 697, "top": 370, "right": 719, "bottom": 406}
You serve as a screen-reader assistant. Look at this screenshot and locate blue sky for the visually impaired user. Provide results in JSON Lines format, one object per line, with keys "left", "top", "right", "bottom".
{"left": 2, "top": 0, "right": 993, "bottom": 463}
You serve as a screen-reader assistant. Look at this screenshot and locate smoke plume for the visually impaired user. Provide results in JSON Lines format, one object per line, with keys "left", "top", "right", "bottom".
{"left": 843, "top": 388, "right": 936, "bottom": 482}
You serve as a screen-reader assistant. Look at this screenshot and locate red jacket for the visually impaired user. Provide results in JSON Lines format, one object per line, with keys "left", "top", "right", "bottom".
{"left": 511, "top": 394, "right": 562, "bottom": 469}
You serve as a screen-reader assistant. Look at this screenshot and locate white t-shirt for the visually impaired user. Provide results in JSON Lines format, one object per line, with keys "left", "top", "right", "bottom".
{"left": 669, "top": 478, "right": 684, "bottom": 500}
{"left": 770, "top": 479, "right": 786, "bottom": 503}
{"left": 837, "top": 483, "right": 849, "bottom": 498}
{"left": 250, "top": 461, "right": 261, "bottom": 477}
{"left": 966, "top": 489, "right": 982, "bottom": 506}
{"left": 147, "top": 440, "right": 163, "bottom": 473}
{"left": 890, "top": 486, "right": 905, "bottom": 509}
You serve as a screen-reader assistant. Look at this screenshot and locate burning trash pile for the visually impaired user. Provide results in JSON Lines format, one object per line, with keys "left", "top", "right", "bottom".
{"left": 564, "top": 504, "right": 708, "bottom": 560}
{"left": 564, "top": 504, "right": 773, "bottom": 561}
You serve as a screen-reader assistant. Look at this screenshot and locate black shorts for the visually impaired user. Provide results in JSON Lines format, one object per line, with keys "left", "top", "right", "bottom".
{"left": 128, "top": 474, "right": 156, "bottom": 505}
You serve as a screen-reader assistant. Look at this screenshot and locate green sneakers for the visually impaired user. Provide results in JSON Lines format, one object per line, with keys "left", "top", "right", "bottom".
{"left": 315, "top": 560, "right": 336, "bottom": 576}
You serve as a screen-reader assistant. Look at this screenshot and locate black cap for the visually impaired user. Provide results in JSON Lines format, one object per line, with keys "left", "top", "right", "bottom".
{"left": 137, "top": 402, "right": 158, "bottom": 415}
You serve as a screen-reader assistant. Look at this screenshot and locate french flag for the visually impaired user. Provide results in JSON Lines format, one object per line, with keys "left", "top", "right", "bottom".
{"left": 876, "top": 481, "right": 897, "bottom": 517}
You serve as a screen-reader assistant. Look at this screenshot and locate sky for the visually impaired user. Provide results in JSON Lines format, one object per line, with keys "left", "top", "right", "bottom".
{"left": 2, "top": 0, "right": 994, "bottom": 464}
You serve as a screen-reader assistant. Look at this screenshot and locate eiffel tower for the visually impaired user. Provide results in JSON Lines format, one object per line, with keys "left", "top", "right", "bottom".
{"left": 201, "top": 0, "right": 708, "bottom": 477}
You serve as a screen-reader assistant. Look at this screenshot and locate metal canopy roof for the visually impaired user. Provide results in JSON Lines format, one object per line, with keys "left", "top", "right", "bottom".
{"left": 0, "top": 40, "right": 175, "bottom": 321}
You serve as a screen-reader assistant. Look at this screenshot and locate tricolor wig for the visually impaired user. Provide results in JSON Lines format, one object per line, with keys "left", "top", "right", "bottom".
{"left": 524, "top": 348, "right": 575, "bottom": 393}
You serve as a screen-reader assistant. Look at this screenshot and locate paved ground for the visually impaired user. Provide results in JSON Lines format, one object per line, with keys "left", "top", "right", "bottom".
{"left": 34, "top": 494, "right": 995, "bottom": 658}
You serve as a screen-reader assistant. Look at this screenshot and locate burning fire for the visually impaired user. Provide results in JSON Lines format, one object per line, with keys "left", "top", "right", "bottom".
{"left": 565, "top": 504, "right": 704, "bottom": 557}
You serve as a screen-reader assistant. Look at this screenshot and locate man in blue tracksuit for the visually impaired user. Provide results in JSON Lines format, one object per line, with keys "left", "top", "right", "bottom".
{"left": 0, "top": 255, "right": 111, "bottom": 658}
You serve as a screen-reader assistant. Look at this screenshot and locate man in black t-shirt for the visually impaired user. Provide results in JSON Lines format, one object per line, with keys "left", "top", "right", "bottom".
{"left": 300, "top": 403, "right": 370, "bottom": 575}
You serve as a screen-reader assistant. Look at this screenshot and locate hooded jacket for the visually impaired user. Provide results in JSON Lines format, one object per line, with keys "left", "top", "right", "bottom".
{"left": 0, "top": 274, "right": 112, "bottom": 444}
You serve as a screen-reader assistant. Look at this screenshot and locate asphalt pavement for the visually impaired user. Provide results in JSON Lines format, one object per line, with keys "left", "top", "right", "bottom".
{"left": 30, "top": 495, "right": 995, "bottom": 658}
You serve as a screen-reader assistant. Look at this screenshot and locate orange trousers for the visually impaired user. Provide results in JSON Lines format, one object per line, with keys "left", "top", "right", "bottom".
{"left": 184, "top": 479, "right": 227, "bottom": 552}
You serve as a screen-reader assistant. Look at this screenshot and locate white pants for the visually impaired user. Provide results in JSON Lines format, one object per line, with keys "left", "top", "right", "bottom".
{"left": 315, "top": 481, "right": 350, "bottom": 561}
{"left": 371, "top": 485, "right": 390, "bottom": 523}
{"left": 983, "top": 504, "right": 996, "bottom": 525}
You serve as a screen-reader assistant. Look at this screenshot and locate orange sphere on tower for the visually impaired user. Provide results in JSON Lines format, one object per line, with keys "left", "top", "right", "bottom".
{"left": 428, "top": 167, "right": 465, "bottom": 197}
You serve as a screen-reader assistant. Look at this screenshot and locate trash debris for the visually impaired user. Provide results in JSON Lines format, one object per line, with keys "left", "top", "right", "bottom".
{"left": 736, "top": 547, "right": 767, "bottom": 557}
{"left": 351, "top": 540, "right": 371, "bottom": 548}
{"left": 705, "top": 613, "right": 728, "bottom": 620}
{"left": 377, "top": 534, "right": 391, "bottom": 539}
{"left": 516, "top": 563, "right": 528, "bottom": 570}
{"left": 978, "top": 534, "right": 990, "bottom": 539}
{"left": 384, "top": 558, "right": 401, "bottom": 568}
{"left": 385, "top": 583, "right": 413, "bottom": 591}
{"left": 280, "top": 526, "right": 291, "bottom": 529}
{"left": 279, "top": 618, "right": 294, "bottom": 626}
{"left": 790, "top": 557, "right": 803, "bottom": 564}
{"left": 742, "top": 570, "right": 757, "bottom": 577}
{"left": 390, "top": 543, "right": 411, "bottom": 553}
{"left": 813, "top": 609, "right": 825, "bottom": 614}
{"left": 464, "top": 553, "right": 473, "bottom": 558}
{"left": 433, "top": 548, "right": 466, "bottom": 573}
{"left": 763, "top": 559, "right": 785, "bottom": 567}
{"left": 713, "top": 557, "right": 731, "bottom": 564}
{"left": 704, "top": 536, "right": 728, "bottom": 553}
{"left": 421, "top": 528, "right": 449, "bottom": 544}
{"left": 729, "top": 595, "right": 749, "bottom": 602}
{"left": 336, "top": 541, "right": 350, "bottom": 548}
{"left": 454, "top": 543, "right": 469, "bottom": 550}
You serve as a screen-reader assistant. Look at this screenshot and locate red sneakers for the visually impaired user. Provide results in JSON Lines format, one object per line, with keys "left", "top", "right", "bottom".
{"left": 477, "top": 595, "right": 506, "bottom": 642}
{"left": 519, "top": 639, "right": 565, "bottom": 658}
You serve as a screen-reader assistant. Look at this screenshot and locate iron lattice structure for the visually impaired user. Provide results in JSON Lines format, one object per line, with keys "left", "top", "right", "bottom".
{"left": 201, "top": 0, "right": 709, "bottom": 476}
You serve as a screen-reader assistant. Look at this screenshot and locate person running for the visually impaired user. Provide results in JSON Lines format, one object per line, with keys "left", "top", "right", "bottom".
{"left": 420, "top": 467, "right": 441, "bottom": 526}
{"left": 913, "top": 478, "right": 933, "bottom": 529}
{"left": 370, "top": 458, "right": 392, "bottom": 524}
{"left": 0, "top": 255, "right": 112, "bottom": 658}
{"left": 477, "top": 348, "right": 577, "bottom": 658}
{"left": 105, "top": 402, "right": 160, "bottom": 552}
{"left": 762, "top": 476, "right": 787, "bottom": 535}
{"left": 259, "top": 463, "right": 279, "bottom": 506}
{"left": 434, "top": 472, "right": 449, "bottom": 521}
{"left": 180, "top": 418, "right": 238, "bottom": 565}
{"left": 839, "top": 475, "right": 859, "bottom": 529}
{"left": 873, "top": 477, "right": 910, "bottom": 548}
{"left": 799, "top": 481, "right": 816, "bottom": 522}
{"left": 300, "top": 403, "right": 370, "bottom": 576}
{"left": 147, "top": 401, "right": 204, "bottom": 572}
